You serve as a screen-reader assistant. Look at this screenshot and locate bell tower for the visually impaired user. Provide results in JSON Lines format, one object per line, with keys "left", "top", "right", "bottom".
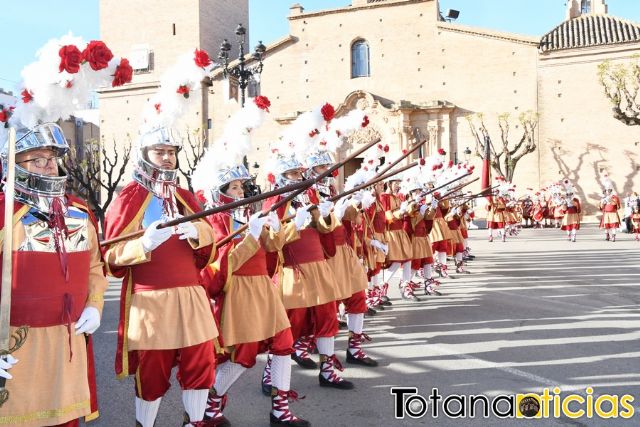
{"left": 565, "top": 0, "right": 608, "bottom": 21}
{"left": 98, "top": 0, "right": 249, "bottom": 145}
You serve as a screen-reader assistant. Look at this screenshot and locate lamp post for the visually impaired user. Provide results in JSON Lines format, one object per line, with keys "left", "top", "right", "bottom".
{"left": 218, "top": 24, "right": 266, "bottom": 108}
{"left": 218, "top": 24, "right": 266, "bottom": 196}
{"left": 464, "top": 146, "right": 472, "bottom": 162}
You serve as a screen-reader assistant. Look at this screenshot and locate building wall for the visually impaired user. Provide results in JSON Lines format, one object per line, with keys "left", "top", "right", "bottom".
{"left": 537, "top": 42, "right": 640, "bottom": 214}
{"left": 208, "top": 0, "right": 540, "bottom": 193}
{"left": 99, "top": 0, "right": 248, "bottom": 186}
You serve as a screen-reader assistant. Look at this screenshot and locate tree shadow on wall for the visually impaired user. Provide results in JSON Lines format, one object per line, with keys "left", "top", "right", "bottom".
{"left": 621, "top": 149, "right": 639, "bottom": 196}
{"left": 549, "top": 139, "right": 587, "bottom": 205}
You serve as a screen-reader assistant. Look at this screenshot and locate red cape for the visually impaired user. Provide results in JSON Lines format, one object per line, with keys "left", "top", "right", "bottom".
{"left": 103, "top": 181, "right": 214, "bottom": 378}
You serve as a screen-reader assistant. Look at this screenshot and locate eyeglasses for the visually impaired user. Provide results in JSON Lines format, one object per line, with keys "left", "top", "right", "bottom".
{"left": 18, "top": 156, "right": 60, "bottom": 168}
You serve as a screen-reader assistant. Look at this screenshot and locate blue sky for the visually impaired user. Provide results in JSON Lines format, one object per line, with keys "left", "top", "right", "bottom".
{"left": 2, "top": 0, "right": 640, "bottom": 92}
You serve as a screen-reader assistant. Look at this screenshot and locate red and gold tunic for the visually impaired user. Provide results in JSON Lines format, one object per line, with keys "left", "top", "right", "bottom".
{"left": 202, "top": 212, "right": 290, "bottom": 348}
{"left": 407, "top": 204, "right": 434, "bottom": 268}
{"left": 379, "top": 192, "right": 412, "bottom": 262}
{"left": 486, "top": 197, "right": 507, "bottom": 229}
{"left": 103, "top": 181, "right": 217, "bottom": 379}
{"left": 444, "top": 208, "right": 465, "bottom": 255}
{"left": 600, "top": 195, "right": 621, "bottom": 229}
{"left": 0, "top": 195, "right": 107, "bottom": 427}
{"left": 561, "top": 198, "right": 581, "bottom": 231}
{"left": 429, "top": 200, "right": 453, "bottom": 244}
{"left": 361, "top": 196, "right": 388, "bottom": 272}
{"left": 262, "top": 195, "right": 337, "bottom": 309}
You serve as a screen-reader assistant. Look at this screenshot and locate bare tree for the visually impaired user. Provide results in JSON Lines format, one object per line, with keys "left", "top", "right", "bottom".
{"left": 598, "top": 57, "right": 640, "bottom": 126}
{"left": 64, "top": 137, "right": 131, "bottom": 230}
{"left": 466, "top": 111, "right": 538, "bottom": 182}
{"left": 177, "top": 128, "right": 207, "bottom": 192}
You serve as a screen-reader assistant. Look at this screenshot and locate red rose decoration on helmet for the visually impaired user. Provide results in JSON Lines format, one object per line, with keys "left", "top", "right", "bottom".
{"left": 383, "top": 145, "right": 389, "bottom": 153}
{"left": 21, "top": 89, "right": 33, "bottom": 104}
{"left": 437, "top": 148, "right": 446, "bottom": 156}
{"left": 331, "top": 169, "right": 339, "bottom": 178}
{"left": 82, "top": 40, "right": 114, "bottom": 71}
{"left": 448, "top": 160, "right": 454, "bottom": 167}
{"left": 154, "top": 103, "right": 162, "bottom": 113}
{"left": 361, "top": 115, "right": 370, "bottom": 128}
{"left": 177, "top": 85, "right": 190, "bottom": 98}
{"left": 0, "top": 108, "right": 9, "bottom": 123}
{"left": 321, "top": 103, "right": 335, "bottom": 122}
{"left": 254, "top": 95, "right": 271, "bottom": 112}
{"left": 419, "top": 158, "right": 426, "bottom": 166}
{"left": 267, "top": 173, "right": 276, "bottom": 185}
{"left": 402, "top": 149, "right": 408, "bottom": 155}
{"left": 112, "top": 58, "right": 133, "bottom": 87}
{"left": 59, "top": 45, "right": 83, "bottom": 74}
{"left": 194, "top": 48, "right": 212, "bottom": 68}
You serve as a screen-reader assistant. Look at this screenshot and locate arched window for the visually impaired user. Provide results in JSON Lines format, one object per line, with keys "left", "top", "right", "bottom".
{"left": 581, "top": 0, "right": 591, "bottom": 14}
{"left": 351, "top": 40, "right": 370, "bottom": 78}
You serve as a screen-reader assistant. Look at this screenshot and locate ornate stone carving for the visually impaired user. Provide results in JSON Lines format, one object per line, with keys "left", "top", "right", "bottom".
{"left": 346, "top": 125, "right": 382, "bottom": 146}
{"left": 356, "top": 98, "right": 369, "bottom": 110}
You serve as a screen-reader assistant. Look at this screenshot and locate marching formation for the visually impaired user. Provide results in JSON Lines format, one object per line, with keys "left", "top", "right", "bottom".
{"left": 0, "top": 39, "right": 633, "bottom": 427}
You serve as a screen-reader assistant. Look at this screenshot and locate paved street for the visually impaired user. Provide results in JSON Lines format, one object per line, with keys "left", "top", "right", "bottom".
{"left": 91, "top": 223, "right": 640, "bottom": 426}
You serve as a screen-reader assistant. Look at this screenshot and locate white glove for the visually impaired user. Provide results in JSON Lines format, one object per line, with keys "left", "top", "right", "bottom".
{"left": 370, "top": 239, "right": 382, "bottom": 249}
{"left": 333, "top": 199, "right": 348, "bottom": 222}
{"left": 399, "top": 201, "right": 408, "bottom": 214}
{"left": 318, "top": 200, "right": 334, "bottom": 217}
{"left": 419, "top": 204, "right": 428, "bottom": 216}
{"left": 361, "top": 191, "right": 376, "bottom": 209}
{"left": 175, "top": 221, "right": 198, "bottom": 241}
{"left": 75, "top": 306, "right": 101, "bottom": 335}
{"left": 0, "top": 355, "right": 18, "bottom": 380}
{"left": 431, "top": 199, "right": 438, "bottom": 209}
{"left": 248, "top": 212, "right": 268, "bottom": 239}
{"left": 294, "top": 208, "right": 311, "bottom": 230}
{"left": 379, "top": 242, "right": 389, "bottom": 255}
{"left": 266, "top": 211, "right": 281, "bottom": 232}
{"left": 141, "top": 219, "right": 173, "bottom": 252}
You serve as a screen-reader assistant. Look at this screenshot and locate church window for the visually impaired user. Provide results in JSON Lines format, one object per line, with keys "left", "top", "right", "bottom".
{"left": 351, "top": 39, "right": 370, "bottom": 78}
{"left": 581, "top": 0, "right": 591, "bottom": 13}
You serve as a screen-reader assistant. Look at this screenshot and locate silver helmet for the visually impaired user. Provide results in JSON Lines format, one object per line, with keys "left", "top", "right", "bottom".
{"left": 304, "top": 150, "right": 334, "bottom": 198}
{"left": 133, "top": 127, "right": 182, "bottom": 197}
{"left": 209, "top": 164, "right": 252, "bottom": 204}
{"left": 274, "top": 155, "right": 304, "bottom": 188}
{"left": 1, "top": 123, "right": 69, "bottom": 213}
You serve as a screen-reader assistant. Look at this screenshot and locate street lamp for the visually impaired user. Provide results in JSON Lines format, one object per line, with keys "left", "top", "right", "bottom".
{"left": 218, "top": 23, "right": 266, "bottom": 191}
{"left": 464, "top": 147, "right": 472, "bottom": 162}
{"left": 218, "top": 23, "right": 266, "bottom": 108}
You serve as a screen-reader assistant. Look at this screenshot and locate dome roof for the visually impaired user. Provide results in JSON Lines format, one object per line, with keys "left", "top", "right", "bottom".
{"left": 539, "top": 14, "right": 640, "bottom": 53}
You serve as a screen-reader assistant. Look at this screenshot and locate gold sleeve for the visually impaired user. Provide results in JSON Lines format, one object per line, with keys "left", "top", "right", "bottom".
{"left": 342, "top": 204, "right": 359, "bottom": 222}
{"left": 188, "top": 220, "right": 215, "bottom": 249}
{"left": 315, "top": 212, "right": 336, "bottom": 233}
{"left": 261, "top": 226, "right": 284, "bottom": 252}
{"left": 283, "top": 221, "right": 300, "bottom": 244}
{"left": 229, "top": 234, "right": 260, "bottom": 272}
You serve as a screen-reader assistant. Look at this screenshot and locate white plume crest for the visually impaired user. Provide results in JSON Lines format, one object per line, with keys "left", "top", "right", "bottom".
{"left": 344, "top": 167, "right": 375, "bottom": 191}
{"left": 2, "top": 33, "right": 132, "bottom": 153}
{"left": 191, "top": 96, "right": 271, "bottom": 198}
{"left": 141, "top": 50, "right": 215, "bottom": 134}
